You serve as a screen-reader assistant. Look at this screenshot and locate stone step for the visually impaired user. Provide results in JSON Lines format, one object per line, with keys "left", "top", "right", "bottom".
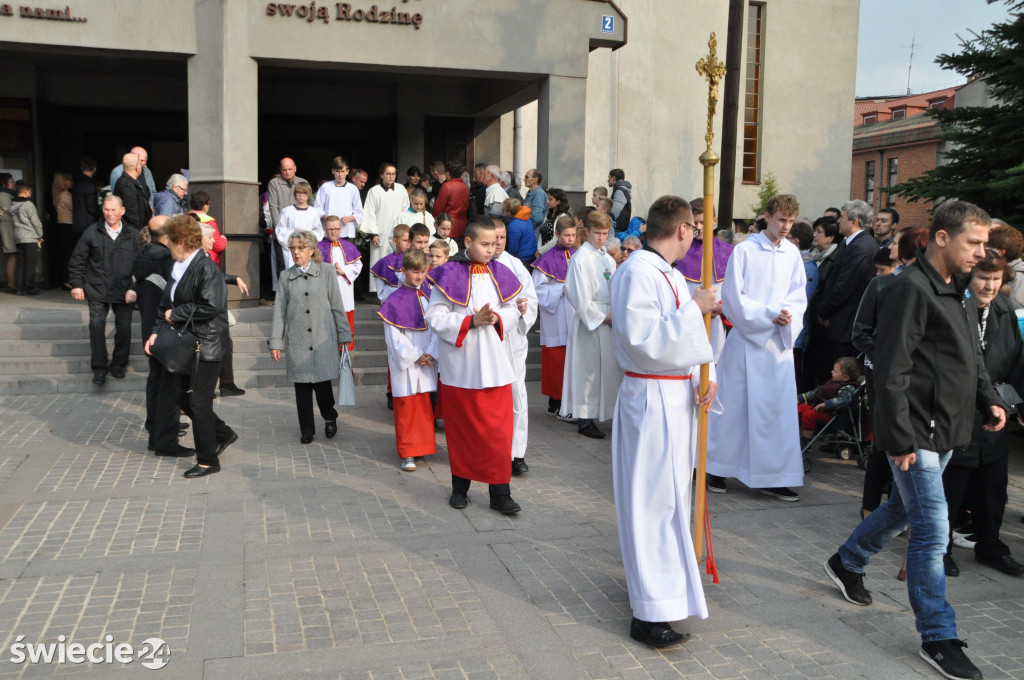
{"left": 0, "top": 319, "right": 388, "bottom": 341}
{"left": 0, "top": 303, "right": 384, "bottom": 325}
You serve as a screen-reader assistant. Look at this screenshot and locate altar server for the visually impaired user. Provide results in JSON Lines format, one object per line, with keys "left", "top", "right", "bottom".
{"left": 317, "top": 215, "right": 362, "bottom": 351}
{"left": 532, "top": 215, "right": 577, "bottom": 418}
{"left": 276, "top": 182, "right": 325, "bottom": 270}
{"left": 360, "top": 162, "right": 410, "bottom": 291}
{"left": 370, "top": 223, "right": 411, "bottom": 302}
{"left": 313, "top": 156, "right": 363, "bottom": 239}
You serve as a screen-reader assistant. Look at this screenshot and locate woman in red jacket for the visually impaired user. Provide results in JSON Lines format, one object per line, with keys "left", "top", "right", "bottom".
{"left": 188, "top": 190, "right": 226, "bottom": 266}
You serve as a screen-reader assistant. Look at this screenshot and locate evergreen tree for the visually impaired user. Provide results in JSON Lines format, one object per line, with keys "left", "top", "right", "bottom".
{"left": 894, "top": 0, "right": 1024, "bottom": 224}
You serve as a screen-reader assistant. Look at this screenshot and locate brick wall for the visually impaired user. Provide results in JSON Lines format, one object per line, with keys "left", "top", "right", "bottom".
{"left": 849, "top": 141, "right": 940, "bottom": 228}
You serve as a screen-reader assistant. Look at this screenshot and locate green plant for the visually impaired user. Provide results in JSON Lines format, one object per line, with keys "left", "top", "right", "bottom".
{"left": 750, "top": 170, "right": 780, "bottom": 217}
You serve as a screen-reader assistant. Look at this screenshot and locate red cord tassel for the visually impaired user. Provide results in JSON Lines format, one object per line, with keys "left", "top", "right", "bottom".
{"left": 704, "top": 502, "right": 719, "bottom": 584}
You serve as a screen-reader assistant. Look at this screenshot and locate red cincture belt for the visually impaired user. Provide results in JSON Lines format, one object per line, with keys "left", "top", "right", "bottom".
{"left": 624, "top": 372, "right": 692, "bottom": 380}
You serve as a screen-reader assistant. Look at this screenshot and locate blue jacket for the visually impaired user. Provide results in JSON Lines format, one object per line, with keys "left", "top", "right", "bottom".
{"left": 153, "top": 189, "right": 186, "bottom": 217}
{"left": 507, "top": 216, "right": 538, "bottom": 261}
{"left": 523, "top": 187, "right": 547, "bottom": 230}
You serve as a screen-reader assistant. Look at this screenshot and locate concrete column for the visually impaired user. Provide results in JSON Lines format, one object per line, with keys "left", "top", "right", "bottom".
{"left": 188, "top": 0, "right": 259, "bottom": 305}
{"left": 396, "top": 83, "right": 425, "bottom": 173}
{"left": 537, "top": 75, "right": 587, "bottom": 207}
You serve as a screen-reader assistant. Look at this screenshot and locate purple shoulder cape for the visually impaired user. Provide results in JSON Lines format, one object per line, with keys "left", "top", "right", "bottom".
{"left": 317, "top": 239, "right": 361, "bottom": 265}
{"left": 532, "top": 245, "right": 576, "bottom": 282}
{"left": 377, "top": 285, "right": 431, "bottom": 330}
{"left": 674, "top": 238, "right": 734, "bottom": 283}
{"left": 426, "top": 260, "right": 522, "bottom": 307}
{"left": 370, "top": 251, "right": 403, "bottom": 286}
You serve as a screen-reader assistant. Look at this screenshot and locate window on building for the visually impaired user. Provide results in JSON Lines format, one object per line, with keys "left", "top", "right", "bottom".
{"left": 929, "top": 98, "right": 947, "bottom": 108}
{"left": 891, "top": 107, "right": 907, "bottom": 119}
{"left": 742, "top": 3, "right": 765, "bottom": 183}
{"left": 865, "top": 161, "right": 876, "bottom": 204}
{"left": 886, "top": 157, "right": 898, "bottom": 207}
{"left": 862, "top": 113, "right": 877, "bottom": 126}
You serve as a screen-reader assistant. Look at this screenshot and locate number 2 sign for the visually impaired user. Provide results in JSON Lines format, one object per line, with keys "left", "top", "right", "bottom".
{"left": 601, "top": 15, "right": 614, "bottom": 34}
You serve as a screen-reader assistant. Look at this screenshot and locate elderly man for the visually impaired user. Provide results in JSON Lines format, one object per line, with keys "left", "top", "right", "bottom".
{"left": 483, "top": 165, "right": 507, "bottom": 218}
{"left": 113, "top": 153, "right": 153, "bottom": 229}
{"left": 109, "top": 146, "right": 157, "bottom": 202}
{"left": 154, "top": 174, "right": 189, "bottom": 217}
{"left": 68, "top": 196, "right": 141, "bottom": 385}
{"left": 267, "top": 157, "right": 307, "bottom": 290}
{"left": 522, "top": 169, "right": 547, "bottom": 232}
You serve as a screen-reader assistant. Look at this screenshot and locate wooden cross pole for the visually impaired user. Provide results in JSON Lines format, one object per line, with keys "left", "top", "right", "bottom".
{"left": 693, "top": 33, "right": 726, "bottom": 564}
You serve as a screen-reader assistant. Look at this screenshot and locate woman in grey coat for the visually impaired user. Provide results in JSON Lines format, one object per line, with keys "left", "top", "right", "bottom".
{"left": 270, "top": 230, "right": 353, "bottom": 444}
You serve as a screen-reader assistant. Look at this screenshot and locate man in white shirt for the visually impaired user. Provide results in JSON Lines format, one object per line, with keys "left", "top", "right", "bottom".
{"left": 483, "top": 165, "right": 508, "bottom": 218}
{"left": 314, "top": 156, "right": 363, "bottom": 240}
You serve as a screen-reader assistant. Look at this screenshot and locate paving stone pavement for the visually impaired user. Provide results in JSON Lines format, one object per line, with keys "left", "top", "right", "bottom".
{"left": 0, "top": 383, "right": 1021, "bottom": 679}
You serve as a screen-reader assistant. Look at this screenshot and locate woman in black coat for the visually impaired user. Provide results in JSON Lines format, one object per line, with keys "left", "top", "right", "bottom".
{"left": 144, "top": 215, "right": 237, "bottom": 478}
{"left": 944, "top": 248, "right": 1024, "bottom": 577}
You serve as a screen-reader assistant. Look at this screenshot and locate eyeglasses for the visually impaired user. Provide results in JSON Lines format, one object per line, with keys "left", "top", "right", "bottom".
{"left": 681, "top": 222, "right": 698, "bottom": 234}
{"left": 621, "top": 247, "right": 638, "bottom": 254}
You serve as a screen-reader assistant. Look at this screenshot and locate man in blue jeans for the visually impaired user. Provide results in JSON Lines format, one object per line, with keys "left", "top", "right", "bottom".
{"left": 824, "top": 200, "right": 1006, "bottom": 680}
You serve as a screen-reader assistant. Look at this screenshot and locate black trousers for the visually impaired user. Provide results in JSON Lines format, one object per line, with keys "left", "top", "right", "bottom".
{"left": 181, "top": 360, "right": 234, "bottom": 465}
{"left": 294, "top": 380, "right": 338, "bottom": 436}
{"left": 452, "top": 475, "right": 510, "bottom": 499}
{"left": 944, "top": 458, "right": 1010, "bottom": 559}
{"left": 15, "top": 242, "right": 38, "bottom": 292}
{"left": 87, "top": 299, "right": 133, "bottom": 373}
{"left": 860, "top": 367, "right": 892, "bottom": 512}
{"left": 146, "top": 355, "right": 182, "bottom": 449}
{"left": 218, "top": 335, "right": 235, "bottom": 386}
{"left": 56, "top": 223, "right": 75, "bottom": 286}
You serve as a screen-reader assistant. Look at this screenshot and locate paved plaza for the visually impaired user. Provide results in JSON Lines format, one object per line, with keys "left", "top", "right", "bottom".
{"left": 0, "top": 381, "right": 1021, "bottom": 679}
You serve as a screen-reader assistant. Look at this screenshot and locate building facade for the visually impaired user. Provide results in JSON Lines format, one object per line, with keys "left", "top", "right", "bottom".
{"left": 1, "top": 0, "right": 859, "bottom": 295}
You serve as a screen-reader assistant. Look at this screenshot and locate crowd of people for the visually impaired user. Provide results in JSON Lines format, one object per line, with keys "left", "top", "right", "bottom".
{"left": 12, "top": 145, "right": 1024, "bottom": 680}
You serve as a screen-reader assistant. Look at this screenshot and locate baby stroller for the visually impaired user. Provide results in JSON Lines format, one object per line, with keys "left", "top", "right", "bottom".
{"left": 800, "top": 380, "right": 871, "bottom": 471}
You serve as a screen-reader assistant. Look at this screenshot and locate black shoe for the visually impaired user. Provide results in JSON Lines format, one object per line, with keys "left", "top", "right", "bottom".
{"left": 300, "top": 433, "right": 313, "bottom": 444}
{"left": 919, "top": 639, "right": 982, "bottom": 680}
{"left": 155, "top": 444, "right": 197, "bottom": 457}
{"left": 179, "top": 421, "right": 190, "bottom": 431}
{"left": 449, "top": 492, "right": 468, "bottom": 509}
{"left": 109, "top": 366, "right": 126, "bottom": 379}
{"left": 944, "top": 553, "right": 960, "bottom": 578}
{"left": 215, "top": 430, "right": 238, "bottom": 456}
{"left": 23, "top": 288, "right": 40, "bottom": 296}
{"left": 760, "top": 487, "right": 800, "bottom": 502}
{"left": 824, "top": 552, "right": 872, "bottom": 606}
{"left": 511, "top": 458, "right": 529, "bottom": 476}
{"left": 977, "top": 553, "right": 1024, "bottom": 577}
{"left": 219, "top": 384, "right": 245, "bottom": 397}
{"left": 578, "top": 420, "right": 606, "bottom": 439}
{"left": 184, "top": 464, "right": 220, "bottom": 478}
{"left": 147, "top": 438, "right": 155, "bottom": 451}
{"left": 490, "top": 495, "right": 522, "bottom": 515}
{"left": 386, "top": 392, "right": 393, "bottom": 411}
{"left": 325, "top": 421, "right": 338, "bottom": 439}
{"left": 629, "top": 618, "right": 690, "bottom": 648}
{"left": 92, "top": 373, "right": 106, "bottom": 385}
{"left": 707, "top": 474, "right": 727, "bottom": 494}
{"left": 547, "top": 398, "right": 561, "bottom": 415}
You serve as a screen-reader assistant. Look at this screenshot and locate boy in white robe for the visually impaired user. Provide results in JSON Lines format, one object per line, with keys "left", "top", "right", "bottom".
{"left": 313, "top": 156, "right": 363, "bottom": 239}
{"left": 493, "top": 219, "right": 538, "bottom": 477}
{"left": 429, "top": 240, "right": 450, "bottom": 269}
{"left": 532, "top": 216, "right": 577, "bottom": 418}
{"left": 359, "top": 162, "right": 410, "bottom": 292}
{"left": 370, "top": 224, "right": 411, "bottom": 303}
{"left": 561, "top": 210, "right": 622, "bottom": 438}
{"left": 610, "top": 195, "right": 718, "bottom": 648}
{"left": 318, "top": 216, "right": 363, "bottom": 351}
{"left": 707, "top": 194, "right": 808, "bottom": 501}
{"left": 276, "top": 182, "right": 325, "bottom": 270}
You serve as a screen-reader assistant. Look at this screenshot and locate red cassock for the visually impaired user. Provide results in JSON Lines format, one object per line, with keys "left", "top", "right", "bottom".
{"left": 541, "top": 345, "right": 567, "bottom": 399}
{"left": 393, "top": 392, "right": 437, "bottom": 458}
{"left": 440, "top": 383, "right": 513, "bottom": 484}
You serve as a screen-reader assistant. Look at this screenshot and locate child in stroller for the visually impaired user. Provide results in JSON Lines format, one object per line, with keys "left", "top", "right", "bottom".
{"left": 798, "top": 357, "right": 861, "bottom": 443}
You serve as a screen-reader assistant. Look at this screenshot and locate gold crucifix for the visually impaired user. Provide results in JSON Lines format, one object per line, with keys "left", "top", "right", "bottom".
{"left": 696, "top": 33, "right": 727, "bottom": 153}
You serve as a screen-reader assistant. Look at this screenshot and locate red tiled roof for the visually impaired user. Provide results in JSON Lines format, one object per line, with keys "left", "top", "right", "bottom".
{"left": 854, "top": 85, "right": 962, "bottom": 128}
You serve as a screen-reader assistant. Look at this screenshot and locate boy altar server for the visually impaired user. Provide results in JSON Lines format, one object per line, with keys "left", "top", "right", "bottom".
{"left": 561, "top": 210, "right": 622, "bottom": 438}
{"left": 378, "top": 249, "right": 438, "bottom": 472}
{"left": 318, "top": 215, "right": 363, "bottom": 351}
{"left": 532, "top": 215, "right": 577, "bottom": 418}
{"left": 425, "top": 216, "right": 524, "bottom": 514}
{"left": 360, "top": 162, "right": 410, "bottom": 292}
{"left": 707, "top": 194, "right": 808, "bottom": 501}
{"left": 610, "top": 195, "right": 718, "bottom": 648}
{"left": 370, "top": 223, "right": 411, "bottom": 302}
{"left": 276, "top": 182, "right": 325, "bottom": 270}
{"left": 673, "top": 197, "right": 733, "bottom": 362}
{"left": 493, "top": 220, "right": 538, "bottom": 477}
{"left": 313, "top": 156, "right": 363, "bottom": 239}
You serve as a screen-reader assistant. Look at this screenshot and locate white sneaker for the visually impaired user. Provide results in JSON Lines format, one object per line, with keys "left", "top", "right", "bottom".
{"left": 952, "top": 531, "right": 977, "bottom": 550}
{"left": 401, "top": 457, "right": 416, "bottom": 471}
{"left": 555, "top": 413, "right": 577, "bottom": 423}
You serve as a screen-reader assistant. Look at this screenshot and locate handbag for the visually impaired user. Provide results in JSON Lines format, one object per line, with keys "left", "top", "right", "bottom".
{"left": 994, "top": 382, "right": 1023, "bottom": 416}
{"left": 150, "top": 303, "right": 201, "bottom": 376}
{"left": 337, "top": 347, "right": 355, "bottom": 406}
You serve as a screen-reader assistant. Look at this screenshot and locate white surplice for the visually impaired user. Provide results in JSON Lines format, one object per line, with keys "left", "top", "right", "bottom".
{"left": 560, "top": 241, "right": 622, "bottom": 421}
{"left": 276, "top": 205, "right": 325, "bottom": 270}
{"left": 384, "top": 293, "right": 438, "bottom": 397}
{"left": 393, "top": 209, "right": 434, "bottom": 234}
{"left": 313, "top": 181, "right": 363, "bottom": 238}
{"left": 685, "top": 280, "right": 727, "bottom": 362}
{"left": 497, "top": 251, "right": 538, "bottom": 460}
{"left": 609, "top": 250, "right": 715, "bottom": 623}
{"left": 533, "top": 264, "right": 573, "bottom": 348}
{"left": 707, "top": 232, "right": 808, "bottom": 489}
{"left": 327, "top": 242, "right": 363, "bottom": 312}
{"left": 360, "top": 184, "right": 410, "bottom": 291}
{"left": 424, "top": 270, "right": 519, "bottom": 389}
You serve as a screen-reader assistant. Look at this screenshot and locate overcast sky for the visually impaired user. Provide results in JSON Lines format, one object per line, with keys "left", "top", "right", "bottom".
{"left": 856, "top": 0, "right": 1014, "bottom": 96}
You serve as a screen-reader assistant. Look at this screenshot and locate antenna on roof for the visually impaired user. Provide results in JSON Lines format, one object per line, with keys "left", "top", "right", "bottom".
{"left": 904, "top": 35, "right": 916, "bottom": 95}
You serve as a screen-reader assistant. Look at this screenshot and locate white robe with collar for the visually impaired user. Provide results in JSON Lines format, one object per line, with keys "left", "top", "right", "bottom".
{"left": 560, "top": 241, "right": 622, "bottom": 421}
{"left": 609, "top": 249, "right": 715, "bottom": 623}
{"left": 707, "top": 231, "right": 808, "bottom": 489}
{"left": 497, "top": 251, "right": 538, "bottom": 460}
{"left": 384, "top": 292, "right": 438, "bottom": 397}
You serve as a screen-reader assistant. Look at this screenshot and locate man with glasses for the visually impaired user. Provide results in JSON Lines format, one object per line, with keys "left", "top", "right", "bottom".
{"left": 359, "top": 162, "right": 409, "bottom": 292}
{"left": 154, "top": 174, "right": 189, "bottom": 217}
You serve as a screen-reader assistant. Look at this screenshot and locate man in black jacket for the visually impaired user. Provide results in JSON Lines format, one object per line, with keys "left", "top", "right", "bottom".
{"left": 825, "top": 200, "right": 1005, "bottom": 680}
{"left": 71, "top": 158, "right": 99, "bottom": 249}
{"left": 68, "top": 196, "right": 141, "bottom": 384}
{"left": 815, "top": 199, "right": 877, "bottom": 367}
{"left": 112, "top": 152, "right": 152, "bottom": 230}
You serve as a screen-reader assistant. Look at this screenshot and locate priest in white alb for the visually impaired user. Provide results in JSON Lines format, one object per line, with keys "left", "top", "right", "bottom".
{"left": 707, "top": 194, "right": 808, "bottom": 501}
{"left": 359, "top": 162, "right": 410, "bottom": 292}
{"left": 609, "top": 195, "right": 718, "bottom": 648}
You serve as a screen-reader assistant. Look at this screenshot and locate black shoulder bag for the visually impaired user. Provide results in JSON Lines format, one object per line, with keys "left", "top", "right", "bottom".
{"left": 150, "top": 302, "right": 201, "bottom": 376}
